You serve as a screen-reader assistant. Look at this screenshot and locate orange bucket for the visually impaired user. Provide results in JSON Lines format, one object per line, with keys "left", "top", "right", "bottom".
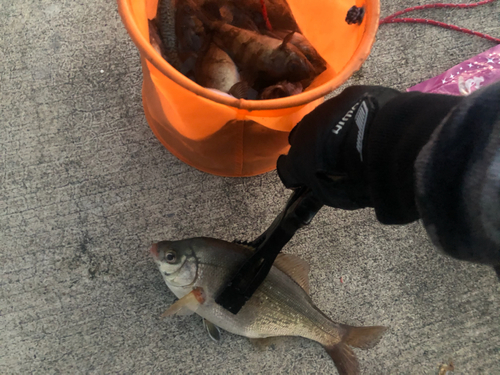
{"left": 118, "top": 0, "right": 379, "bottom": 176}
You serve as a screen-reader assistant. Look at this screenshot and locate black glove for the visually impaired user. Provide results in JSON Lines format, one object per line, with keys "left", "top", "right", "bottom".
{"left": 277, "top": 85, "right": 461, "bottom": 223}
{"left": 277, "top": 86, "right": 401, "bottom": 210}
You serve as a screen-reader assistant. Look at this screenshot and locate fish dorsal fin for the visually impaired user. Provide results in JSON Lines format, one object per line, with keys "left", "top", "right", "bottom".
{"left": 160, "top": 287, "right": 205, "bottom": 319}
{"left": 274, "top": 253, "right": 310, "bottom": 294}
{"left": 232, "top": 240, "right": 256, "bottom": 252}
{"left": 279, "top": 32, "right": 295, "bottom": 50}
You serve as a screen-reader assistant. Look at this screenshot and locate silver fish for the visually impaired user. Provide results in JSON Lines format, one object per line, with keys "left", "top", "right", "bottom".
{"left": 151, "top": 237, "right": 386, "bottom": 375}
{"left": 195, "top": 42, "right": 240, "bottom": 93}
{"left": 156, "top": 0, "right": 183, "bottom": 70}
{"left": 259, "top": 80, "right": 303, "bottom": 99}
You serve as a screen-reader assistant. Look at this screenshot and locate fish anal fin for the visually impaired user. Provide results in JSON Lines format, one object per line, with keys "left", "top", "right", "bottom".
{"left": 324, "top": 343, "right": 360, "bottom": 375}
{"left": 160, "top": 287, "right": 206, "bottom": 319}
{"left": 203, "top": 318, "right": 221, "bottom": 342}
{"left": 342, "top": 325, "right": 387, "bottom": 349}
{"left": 274, "top": 253, "right": 310, "bottom": 294}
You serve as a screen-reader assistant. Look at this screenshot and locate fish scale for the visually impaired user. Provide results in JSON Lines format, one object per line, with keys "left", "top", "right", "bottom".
{"left": 154, "top": 0, "right": 327, "bottom": 98}
{"left": 207, "top": 22, "right": 315, "bottom": 83}
{"left": 200, "top": 264, "right": 338, "bottom": 343}
{"left": 152, "top": 237, "right": 386, "bottom": 375}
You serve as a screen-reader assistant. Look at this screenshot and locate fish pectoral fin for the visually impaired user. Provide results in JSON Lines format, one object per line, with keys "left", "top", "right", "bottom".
{"left": 324, "top": 343, "right": 360, "bottom": 375}
{"left": 279, "top": 32, "right": 295, "bottom": 49}
{"left": 160, "top": 287, "right": 206, "bottom": 319}
{"left": 274, "top": 253, "right": 310, "bottom": 294}
{"left": 203, "top": 318, "right": 221, "bottom": 342}
{"left": 160, "top": 297, "right": 196, "bottom": 318}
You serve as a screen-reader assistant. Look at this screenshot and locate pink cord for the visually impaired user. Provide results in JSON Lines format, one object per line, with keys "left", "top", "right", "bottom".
{"left": 379, "top": 0, "right": 500, "bottom": 43}
{"left": 260, "top": 0, "right": 272, "bottom": 30}
{"left": 380, "top": 0, "right": 497, "bottom": 21}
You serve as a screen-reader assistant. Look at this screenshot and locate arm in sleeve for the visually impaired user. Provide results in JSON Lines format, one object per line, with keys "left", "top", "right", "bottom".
{"left": 414, "top": 81, "right": 500, "bottom": 271}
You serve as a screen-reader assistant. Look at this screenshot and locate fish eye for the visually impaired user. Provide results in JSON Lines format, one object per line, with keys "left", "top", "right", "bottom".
{"left": 165, "top": 251, "right": 176, "bottom": 264}
{"left": 288, "top": 60, "right": 303, "bottom": 72}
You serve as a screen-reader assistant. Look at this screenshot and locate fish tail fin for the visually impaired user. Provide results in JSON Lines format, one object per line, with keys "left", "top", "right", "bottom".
{"left": 323, "top": 343, "right": 360, "bottom": 375}
{"left": 323, "top": 325, "right": 386, "bottom": 374}
{"left": 342, "top": 325, "right": 387, "bottom": 349}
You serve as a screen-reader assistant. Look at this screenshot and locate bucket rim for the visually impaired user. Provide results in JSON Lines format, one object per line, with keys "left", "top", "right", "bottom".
{"left": 117, "top": 0, "right": 380, "bottom": 111}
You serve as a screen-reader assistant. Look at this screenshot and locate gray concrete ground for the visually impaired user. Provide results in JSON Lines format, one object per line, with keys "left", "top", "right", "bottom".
{"left": 1, "top": 1, "right": 500, "bottom": 374}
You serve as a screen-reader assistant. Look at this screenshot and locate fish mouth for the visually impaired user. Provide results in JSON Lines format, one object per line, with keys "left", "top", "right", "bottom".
{"left": 150, "top": 240, "right": 199, "bottom": 286}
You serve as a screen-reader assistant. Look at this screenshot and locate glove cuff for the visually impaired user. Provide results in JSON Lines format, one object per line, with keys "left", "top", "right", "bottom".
{"left": 365, "top": 91, "right": 462, "bottom": 224}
